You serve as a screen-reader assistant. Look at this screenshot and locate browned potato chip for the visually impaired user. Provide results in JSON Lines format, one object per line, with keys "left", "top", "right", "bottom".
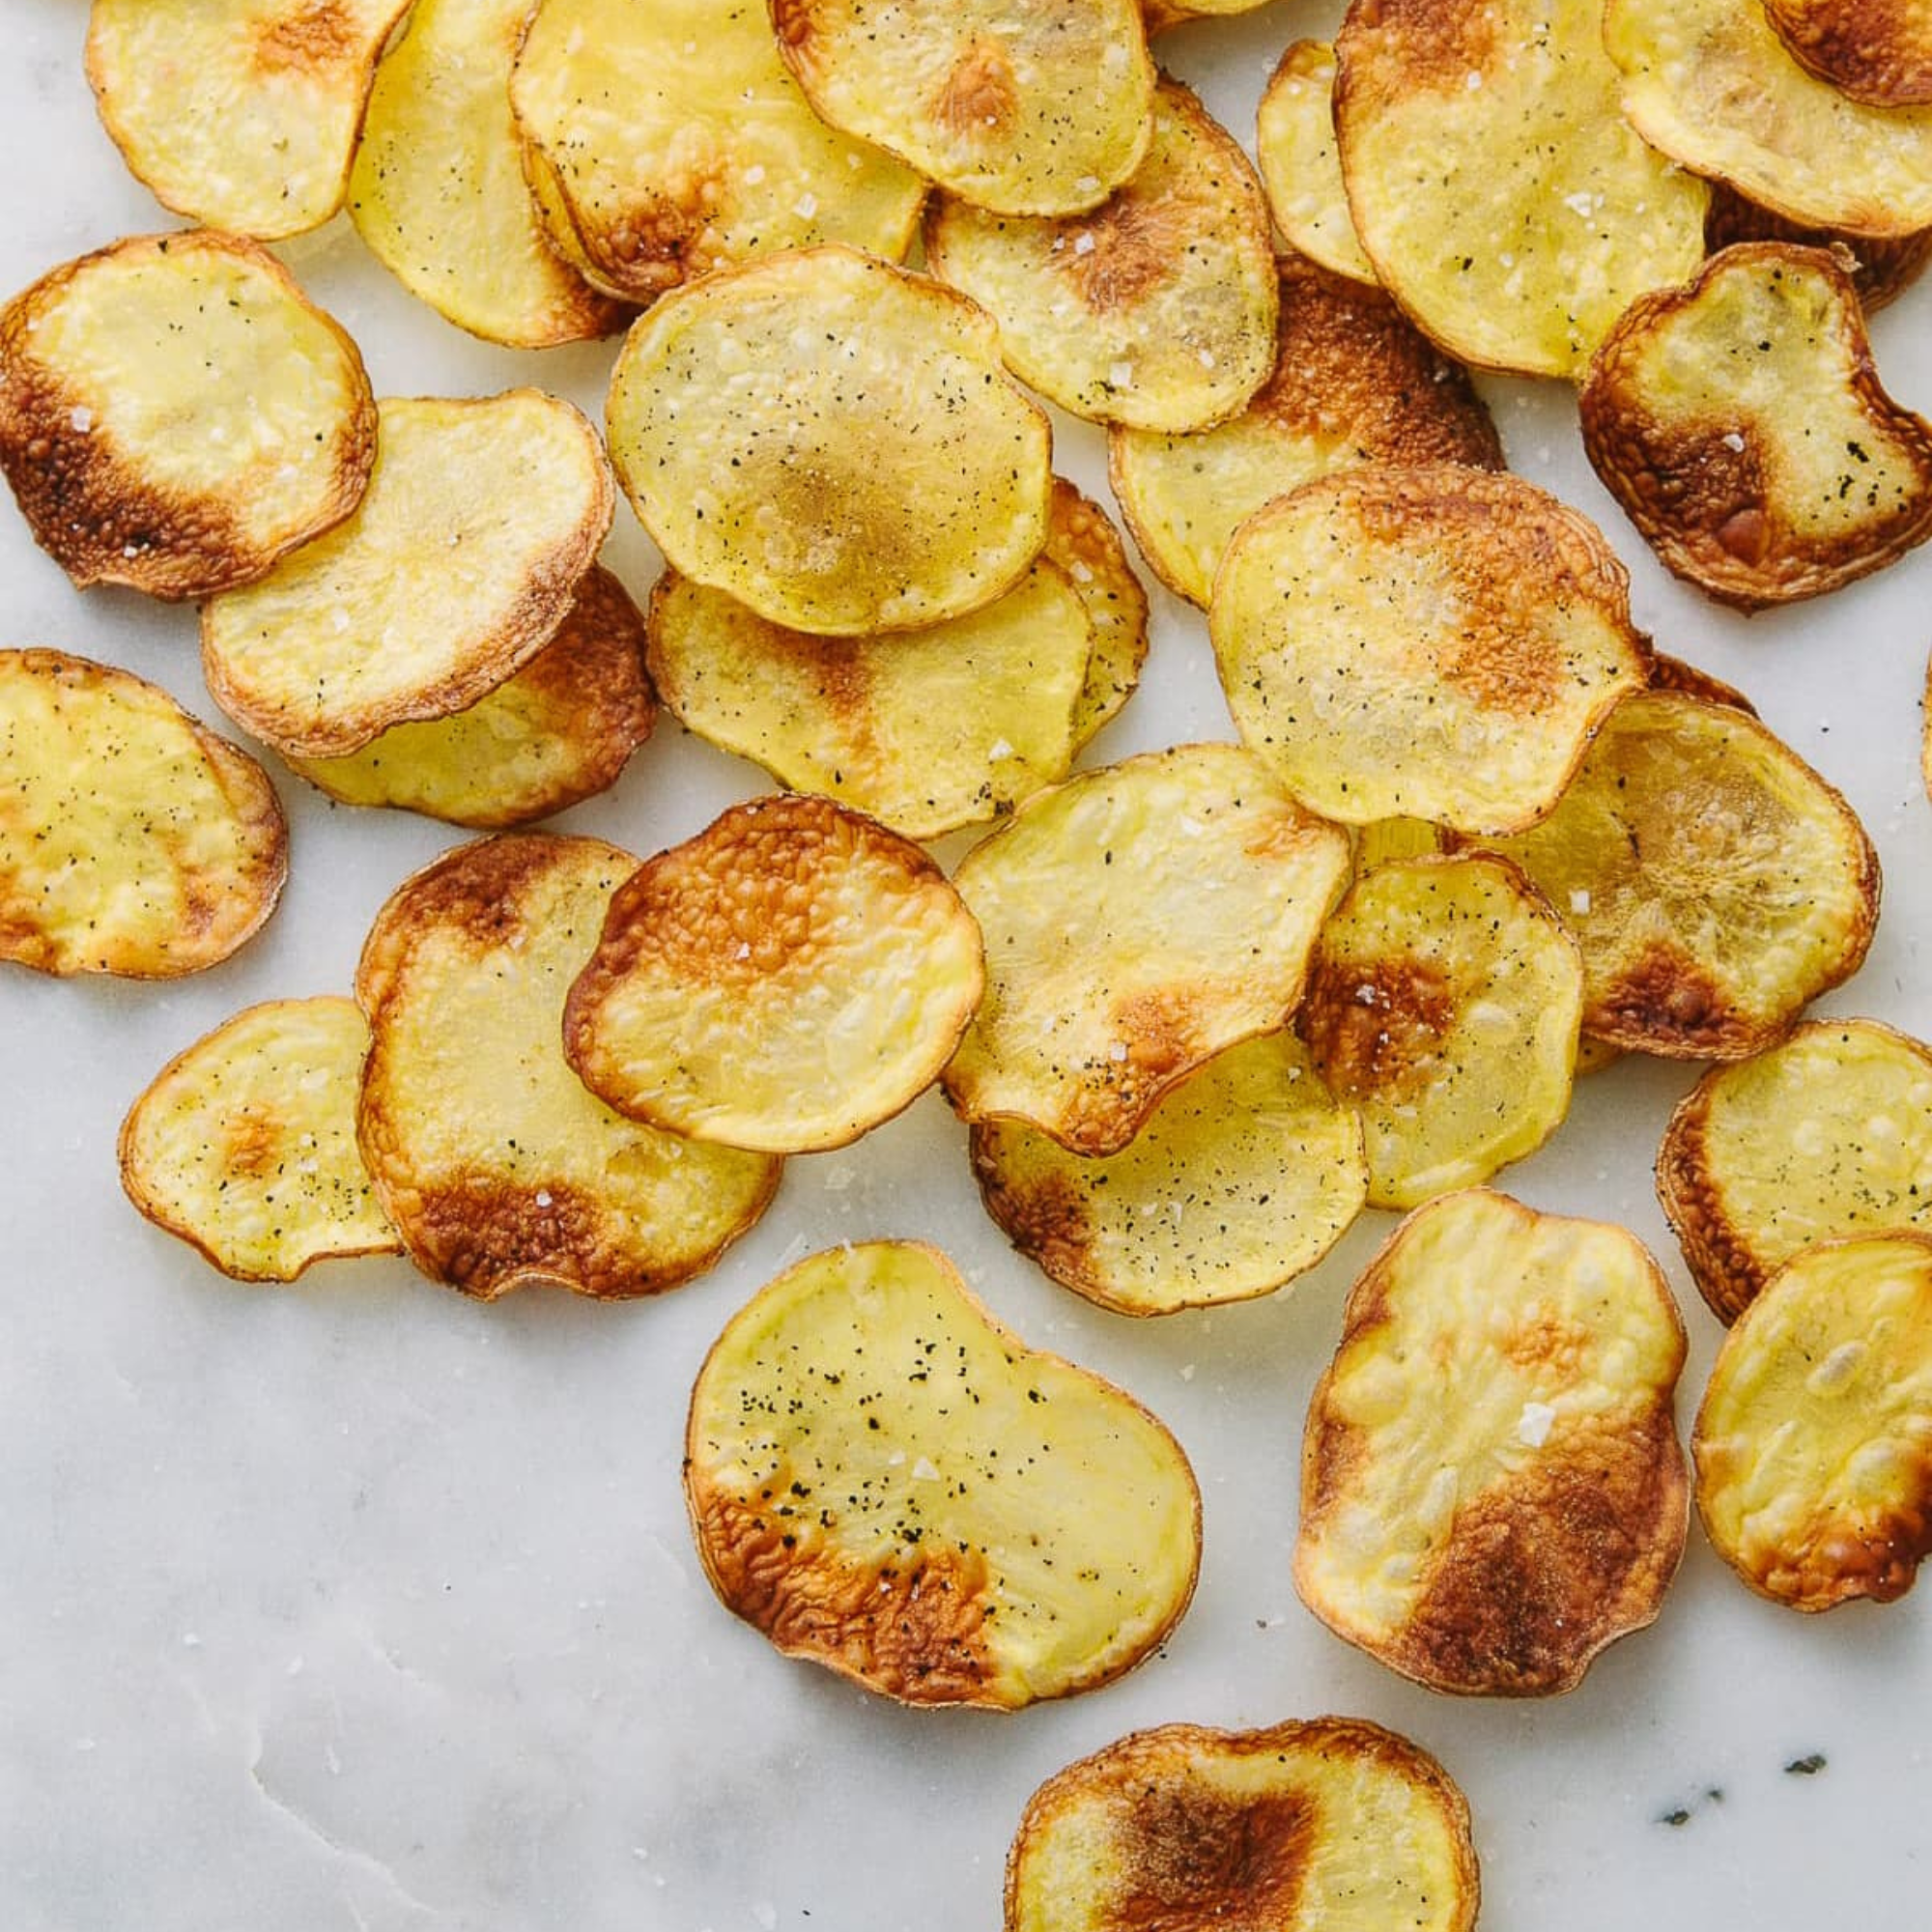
{"left": 1043, "top": 479, "right": 1149, "bottom": 751}
{"left": 1141, "top": 0, "right": 1271, "bottom": 32}
{"left": 1765, "top": 0, "right": 1932, "bottom": 108}
{"left": 1651, "top": 651, "right": 1757, "bottom": 716}
{"left": 1255, "top": 41, "right": 1378, "bottom": 286}
{"left": 1704, "top": 183, "right": 1932, "bottom": 317}
{"left": 685, "top": 1238, "right": 1201, "bottom": 1707}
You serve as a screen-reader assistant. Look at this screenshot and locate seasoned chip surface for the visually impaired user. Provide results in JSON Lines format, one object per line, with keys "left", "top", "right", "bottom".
{"left": 1704, "top": 185, "right": 1932, "bottom": 317}
{"left": 685, "top": 1239, "right": 1201, "bottom": 1707}
{"left": 1043, "top": 479, "right": 1149, "bottom": 751}
{"left": 1257, "top": 42, "right": 1378, "bottom": 285}
{"left": 1764, "top": 0, "right": 1932, "bottom": 109}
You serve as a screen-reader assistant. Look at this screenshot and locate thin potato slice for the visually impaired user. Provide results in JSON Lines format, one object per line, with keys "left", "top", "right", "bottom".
{"left": 563, "top": 797, "right": 983, "bottom": 1154}
{"left": 0, "top": 231, "right": 376, "bottom": 600}
{"left": 1111, "top": 253, "right": 1503, "bottom": 607}
{"left": 1704, "top": 184, "right": 1932, "bottom": 317}
{"left": 1764, "top": 0, "right": 1932, "bottom": 110}
{"left": 685, "top": 1239, "right": 1201, "bottom": 1707}
{"left": 924, "top": 79, "right": 1277, "bottom": 433}
{"left": 1473, "top": 693, "right": 1880, "bottom": 1061}
{"left": 0, "top": 649, "right": 286, "bottom": 979}
{"left": 1044, "top": 480, "right": 1149, "bottom": 752}
{"left": 1580, "top": 245, "right": 1932, "bottom": 610}
{"left": 355, "top": 834, "right": 781, "bottom": 1300}
{"left": 1695, "top": 1234, "right": 1932, "bottom": 1610}
{"left": 971, "top": 1033, "right": 1367, "bottom": 1317}
{"left": 1256, "top": 42, "right": 1378, "bottom": 286}
{"left": 606, "top": 245, "right": 1052, "bottom": 637}
{"left": 943, "top": 743, "right": 1352, "bottom": 1158}
{"left": 203, "top": 390, "right": 613, "bottom": 759}
{"left": 1296, "top": 1188, "right": 1689, "bottom": 1696}
{"left": 1209, "top": 466, "right": 1650, "bottom": 833}
{"left": 1005, "top": 1718, "right": 1479, "bottom": 1932}
{"left": 119, "top": 997, "right": 399, "bottom": 1282}
{"left": 86, "top": 0, "right": 410, "bottom": 240}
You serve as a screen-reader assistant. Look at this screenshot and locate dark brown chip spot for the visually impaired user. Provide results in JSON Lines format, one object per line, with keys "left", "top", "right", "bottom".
{"left": 1064, "top": 192, "right": 1176, "bottom": 313}
{"left": 933, "top": 40, "right": 1019, "bottom": 142}
{"left": 403, "top": 1171, "right": 636, "bottom": 1300}
{"left": 1110, "top": 1783, "right": 1316, "bottom": 1930}
{"left": 1340, "top": 0, "right": 1500, "bottom": 96}
{"left": 1301, "top": 952, "right": 1455, "bottom": 1104}
{"left": 1594, "top": 943, "right": 1751, "bottom": 1058}
{"left": 1795, "top": 1499, "right": 1932, "bottom": 1606}
{"left": 1765, "top": 0, "right": 1932, "bottom": 108}
{"left": 383, "top": 835, "right": 568, "bottom": 959}
{"left": 970, "top": 1134, "right": 1097, "bottom": 1290}
{"left": 253, "top": 0, "right": 361, "bottom": 72}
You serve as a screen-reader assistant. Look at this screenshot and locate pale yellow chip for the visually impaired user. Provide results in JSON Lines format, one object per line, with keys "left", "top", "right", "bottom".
{"left": 1210, "top": 466, "right": 1650, "bottom": 834}
{"left": 772, "top": 0, "right": 1155, "bottom": 217}
{"left": 924, "top": 78, "right": 1277, "bottom": 433}
{"left": 1005, "top": 1718, "right": 1479, "bottom": 1932}
{"left": 563, "top": 796, "right": 983, "bottom": 1154}
{"left": 0, "top": 230, "right": 376, "bottom": 601}
{"left": 1043, "top": 479, "right": 1149, "bottom": 752}
{"left": 86, "top": 0, "right": 409, "bottom": 239}
{"left": 0, "top": 649, "right": 287, "bottom": 980}
{"left": 685, "top": 1239, "right": 1201, "bottom": 1708}
{"left": 1695, "top": 1233, "right": 1932, "bottom": 1611}
{"left": 119, "top": 996, "right": 400, "bottom": 1282}
{"left": 355, "top": 833, "right": 781, "bottom": 1300}
{"left": 1766, "top": 0, "right": 1932, "bottom": 106}
{"left": 1354, "top": 817, "right": 1446, "bottom": 875}
{"left": 606, "top": 245, "right": 1053, "bottom": 637}
{"left": 1296, "top": 1188, "right": 1689, "bottom": 1696}
{"left": 971, "top": 1032, "right": 1366, "bottom": 1317}
{"left": 1704, "top": 183, "right": 1932, "bottom": 317}
{"left": 203, "top": 390, "right": 613, "bottom": 759}
{"left": 943, "top": 743, "right": 1352, "bottom": 1158}
{"left": 1256, "top": 41, "right": 1378, "bottom": 286}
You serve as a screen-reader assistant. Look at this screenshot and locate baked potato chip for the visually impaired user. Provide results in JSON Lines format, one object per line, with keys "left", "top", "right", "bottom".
{"left": 0, "top": 649, "right": 287, "bottom": 979}
{"left": 203, "top": 390, "right": 613, "bottom": 759}
{"left": 1005, "top": 1717, "right": 1479, "bottom": 1932}
{"left": 1044, "top": 480, "right": 1149, "bottom": 751}
{"left": 1658, "top": 1018, "right": 1932, "bottom": 1324}
{"left": 1354, "top": 816, "right": 1445, "bottom": 874}
{"left": 1210, "top": 466, "right": 1650, "bottom": 833}
{"left": 86, "top": 0, "right": 409, "bottom": 240}
{"left": 1705, "top": 184, "right": 1932, "bottom": 316}
{"left": 1335, "top": 0, "right": 1708, "bottom": 379}
{"left": 685, "top": 1238, "right": 1201, "bottom": 1707}
{"left": 563, "top": 796, "right": 983, "bottom": 1153}
{"left": 606, "top": 245, "right": 1053, "bottom": 637}
{"left": 1142, "top": 0, "right": 1272, "bottom": 32}
{"left": 943, "top": 743, "right": 1352, "bottom": 1157}
{"left": 355, "top": 834, "right": 780, "bottom": 1299}
{"left": 119, "top": 997, "right": 399, "bottom": 1282}
{"left": 923, "top": 79, "right": 1277, "bottom": 433}
{"left": 0, "top": 231, "right": 376, "bottom": 601}
{"left": 971, "top": 1032, "right": 1367, "bottom": 1318}
{"left": 772, "top": 0, "right": 1155, "bottom": 217}
{"left": 1296, "top": 1188, "right": 1689, "bottom": 1695}
{"left": 1580, "top": 244, "right": 1932, "bottom": 610}
{"left": 1766, "top": 0, "right": 1932, "bottom": 108}
{"left": 1695, "top": 1233, "right": 1932, "bottom": 1610}
{"left": 1256, "top": 41, "right": 1378, "bottom": 286}
{"left": 1651, "top": 651, "right": 1757, "bottom": 716}
{"left": 1473, "top": 693, "right": 1881, "bottom": 1060}
{"left": 1111, "top": 253, "right": 1503, "bottom": 607}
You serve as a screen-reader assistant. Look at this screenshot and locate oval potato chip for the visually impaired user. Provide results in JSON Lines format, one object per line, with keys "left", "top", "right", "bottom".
{"left": 1256, "top": 41, "right": 1378, "bottom": 286}
{"left": 1764, "top": 0, "right": 1932, "bottom": 109}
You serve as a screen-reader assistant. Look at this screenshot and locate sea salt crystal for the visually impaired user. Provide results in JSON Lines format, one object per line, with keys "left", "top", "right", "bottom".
{"left": 1517, "top": 1401, "right": 1557, "bottom": 1448}
{"left": 1073, "top": 233, "right": 1096, "bottom": 256}
{"left": 794, "top": 192, "right": 818, "bottom": 219}
{"left": 1722, "top": 432, "right": 1746, "bottom": 451}
{"left": 70, "top": 406, "right": 93, "bottom": 433}
{"left": 1570, "top": 889, "right": 1592, "bottom": 914}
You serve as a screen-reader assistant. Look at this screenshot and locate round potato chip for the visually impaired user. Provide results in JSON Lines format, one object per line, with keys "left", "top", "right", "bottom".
{"left": 1764, "top": 0, "right": 1932, "bottom": 109}
{"left": 1256, "top": 41, "right": 1378, "bottom": 286}
{"left": 1704, "top": 183, "right": 1932, "bottom": 317}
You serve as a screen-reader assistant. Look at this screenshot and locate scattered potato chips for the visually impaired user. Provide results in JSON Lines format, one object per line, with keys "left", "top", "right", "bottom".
{"left": 1764, "top": 0, "right": 1932, "bottom": 109}
{"left": 685, "top": 1239, "right": 1201, "bottom": 1707}
{"left": 1704, "top": 184, "right": 1932, "bottom": 316}
{"left": 1255, "top": 41, "right": 1378, "bottom": 285}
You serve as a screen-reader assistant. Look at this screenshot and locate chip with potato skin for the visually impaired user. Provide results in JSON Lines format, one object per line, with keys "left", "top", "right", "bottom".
{"left": 1704, "top": 184, "right": 1932, "bottom": 318}
{"left": 1255, "top": 41, "right": 1378, "bottom": 286}
{"left": 1763, "top": 0, "right": 1932, "bottom": 109}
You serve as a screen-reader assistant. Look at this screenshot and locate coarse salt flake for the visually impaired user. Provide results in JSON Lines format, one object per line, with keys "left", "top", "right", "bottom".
{"left": 912, "top": 1457, "right": 940, "bottom": 1481}
{"left": 69, "top": 406, "right": 93, "bottom": 433}
{"left": 1569, "top": 889, "right": 1592, "bottom": 914}
{"left": 1516, "top": 1401, "right": 1557, "bottom": 1448}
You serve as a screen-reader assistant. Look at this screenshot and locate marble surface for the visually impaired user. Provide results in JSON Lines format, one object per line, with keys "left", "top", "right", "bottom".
{"left": 4, "top": 4, "right": 1929, "bottom": 1927}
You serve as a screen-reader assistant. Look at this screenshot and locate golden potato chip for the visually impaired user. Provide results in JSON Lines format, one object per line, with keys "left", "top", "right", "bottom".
{"left": 1255, "top": 41, "right": 1378, "bottom": 286}
{"left": 772, "top": 0, "right": 1155, "bottom": 217}
{"left": 1296, "top": 1188, "right": 1689, "bottom": 1696}
{"left": 0, "top": 649, "right": 287, "bottom": 979}
{"left": 1005, "top": 1718, "right": 1479, "bottom": 1932}
{"left": 943, "top": 743, "right": 1352, "bottom": 1157}
{"left": 923, "top": 79, "right": 1277, "bottom": 433}
{"left": 1695, "top": 1233, "right": 1932, "bottom": 1610}
{"left": 355, "top": 834, "right": 781, "bottom": 1300}
{"left": 971, "top": 1032, "right": 1366, "bottom": 1317}
{"left": 85, "top": 0, "right": 410, "bottom": 239}
{"left": 1650, "top": 651, "right": 1758, "bottom": 716}
{"left": 1111, "top": 253, "right": 1503, "bottom": 607}
{"left": 1704, "top": 183, "right": 1932, "bottom": 316}
{"left": 1141, "top": 0, "right": 1271, "bottom": 31}
{"left": 1335, "top": 0, "right": 1708, "bottom": 379}
{"left": 685, "top": 1238, "right": 1201, "bottom": 1707}
{"left": 203, "top": 389, "right": 613, "bottom": 759}
{"left": 1472, "top": 693, "right": 1881, "bottom": 1061}
{"left": 1043, "top": 479, "right": 1149, "bottom": 751}
{"left": 0, "top": 230, "right": 376, "bottom": 600}
{"left": 119, "top": 997, "right": 399, "bottom": 1282}
{"left": 1210, "top": 466, "right": 1650, "bottom": 834}
{"left": 606, "top": 245, "right": 1053, "bottom": 637}
{"left": 563, "top": 797, "right": 983, "bottom": 1154}
{"left": 1580, "top": 244, "right": 1932, "bottom": 610}
{"left": 1658, "top": 1018, "right": 1932, "bottom": 1324}
{"left": 1764, "top": 0, "right": 1932, "bottom": 109}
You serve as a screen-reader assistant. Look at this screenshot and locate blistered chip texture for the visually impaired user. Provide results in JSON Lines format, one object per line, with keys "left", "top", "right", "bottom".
{"left": 1256, "top": 42, "right": 1378, "bottom": 285}
{"left": 1765, "top": 0, "right": 1932, "bottom": 105}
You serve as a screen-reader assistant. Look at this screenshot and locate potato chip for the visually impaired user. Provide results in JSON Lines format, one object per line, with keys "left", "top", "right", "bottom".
{"left": 203, "top": 389, "right": 613, "bottom": 760}
{"left": 943, "top": 743, "right": 1351, "bottom": 1157}
{"left": 1043, "top": 479, "right": 1149, "bottom": 751}
{"left": 119, "top": 997, "right": 399, "bottom": 1282}
{"left": 1141, "top": 0, "right": 1272, "bottom": 32}
{"left": 0, "top": 230, "right": 376, "bottom": 601}
{"left": 85, "top": 0, "right": 409, "bottom": 240}
{"left": 1704, "top": 183, "right": 1932, "bottom": 316}
{"left": 1764, "top": 0, "right": 1932, "bottom": 109}
{"left": 923, "top": 79, "right": 1277, "bottom": 433}
{"left": 563, "top": 796, "right": 983, "bottom": 1154}
{"left": 0, "top": 648, "right": 287, "bottom": 979}
{"left": 1255, "top": 41, "right": 1378, "bottom": 286}
{"left": 1695, "top": 1233, "right": 1932, "bottom": 1610}
{"left": 1650, "top": 651, "right": 1757, "bottom": 716}
{"left": 1005, "top": 1718, "right": 1479, "bottom": 1932}
{"left": 355, "top": 834, "right": 781, "bottom": 1300}
{"left": 1210, "top": 466, "right": 1650, "bottom": 834}
{"left": 1296, "top": 1188, "right": 1689, "bottom": 1695}
{"left": 685, "top": 1238, "right": 1201, "bottom": 1707}
{"left": 606, "top": 244, "right": 1053, "bottom": 637}
{"left": 971, "top": 1032, "right": 1366, "bottom": 1317}
{"left": 1354, "top": 816, "right": 1445, "bottom": 874}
